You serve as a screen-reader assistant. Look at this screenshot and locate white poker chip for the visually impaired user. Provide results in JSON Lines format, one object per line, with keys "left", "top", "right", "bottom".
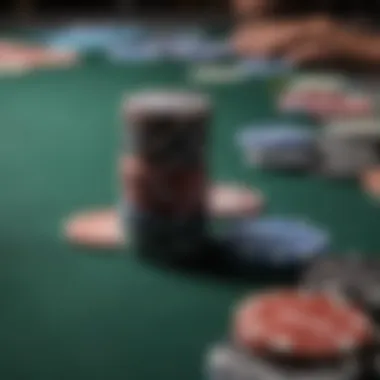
{"left": 124, "top": 90, "right": 211, "bottom": 116}
{"left": 189, "top": 64, "right": 245, "bottom": 84}
{"left": 64, "top": 209, "right": 126, "bottom": 250}
{"left": 284, "top": 74, "right": 347, "bottom": 94}
{"left": 208, "top": 184, "right": 264, "bottom": 218}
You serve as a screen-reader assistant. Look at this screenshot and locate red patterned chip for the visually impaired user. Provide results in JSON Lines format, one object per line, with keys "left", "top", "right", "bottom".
{"left": 342, "top": 95, "right": 373, "bottom": 117}
{"left": 233, "top": 289, "right": 373, "bottom": 359}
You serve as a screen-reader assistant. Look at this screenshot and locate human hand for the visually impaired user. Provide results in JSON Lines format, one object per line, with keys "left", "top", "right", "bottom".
{"left": 232, "top": 17, "right": 379, "bottom": 66}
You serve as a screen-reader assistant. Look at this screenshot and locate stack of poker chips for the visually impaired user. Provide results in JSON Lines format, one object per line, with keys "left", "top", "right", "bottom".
{"left": 121, "top": 90, "right": 212, "bottom": 265}
{"left": 206, "top": 289, "right": 374, "bottom": 380}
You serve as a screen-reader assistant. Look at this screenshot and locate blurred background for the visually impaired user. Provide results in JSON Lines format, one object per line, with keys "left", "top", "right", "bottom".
{"left": 0, "top": 0, "right": 231, "bottom": 23}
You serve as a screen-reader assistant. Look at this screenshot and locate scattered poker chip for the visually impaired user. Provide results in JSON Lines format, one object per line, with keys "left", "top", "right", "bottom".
{"left": 44, "top": 24, "right": 147, "bottom": 52}
{"left": 167, "top": 38, "right": 233, "bottom": 61}
{"left": 318, "top": 136, "right": 378, "bottom": 179}
{"left": 342, "top": 93, "right": 374, "bottom": 118}
{"left": 208, "top": 184, "right": 264, "bottom": 218}
{"left": 223, "top": 217, "right": 329, "bottom": 267}
{"left": 0, "top": 60, "right": 32, "bottom": 76}
{"left": 238, "top": 58, "right": 293, "bottom": 76}
{"left": 300, "top": 255, "right": 362, "bottom": 297}
{"left": 206, "top": 342, "right": 361, "bottom": 380}
{"left": 62, "top": 183, "right": 263, "bottom": 250}
{"left": 324, "top": 119, "right": 380, "bottom": 139}
{"left": 63, "top": 209, "right": 126, "bottom": 249}
{"left": 189, "top": 63, "right": 246, "bottom": 84}
{"left": 280, "top": 91, "right": 373, "bottom": 120}
{"left": 107, "top": 41, "right": 166, "bottom": 62}
{"left": 361, "top": 167, "right": 380, "bottom": 201}
{"left": 237, "top": 126, "right": 316, "bottom": 151}
{"left": 233, "top": 289, "right": 373, "bottom": 358}
{"left": 236, "top": 126, "right": 317, "bottom": 170}
{"left": 282, "top": 74, "right": 347, "bottom": 95}
{"left": 0, "top": 40, "right": 78, "bottom": 72}
{"left": 301, "top": 256, "right": 380, "bottom": 334}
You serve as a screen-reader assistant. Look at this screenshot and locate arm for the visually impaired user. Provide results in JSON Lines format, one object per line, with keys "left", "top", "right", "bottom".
{"left": 232, "top": 17, "right": 380, "bottom": 69}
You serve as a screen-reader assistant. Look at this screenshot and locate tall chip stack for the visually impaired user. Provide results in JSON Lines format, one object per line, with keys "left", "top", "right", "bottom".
{"left": 120, "top": 90, "right": 211, "bottom": 265}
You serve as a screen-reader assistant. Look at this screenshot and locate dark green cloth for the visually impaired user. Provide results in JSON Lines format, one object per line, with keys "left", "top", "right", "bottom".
{"left": 0, "top": 57, "right": 379, "bottom": 380}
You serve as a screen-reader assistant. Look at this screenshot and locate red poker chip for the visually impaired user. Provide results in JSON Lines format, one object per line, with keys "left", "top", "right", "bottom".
{"left": 233, "top": 289, "right": 373, "bottom": 359}
{"left": 342, "top": 95, "right": 373, "bottom": 117}
{"left": 0, "top": 41, "right": 77, "bottom": 70}
{"left": 305, "top": 92, "right": 344, "bottom": 118}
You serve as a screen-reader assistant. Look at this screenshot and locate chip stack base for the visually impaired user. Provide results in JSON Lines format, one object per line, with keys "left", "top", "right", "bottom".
{"left": 128, "top": 207, "right": 208, "bottom": 265}
{"left": 206, "top": 343, "right": 360, "bottom": 380}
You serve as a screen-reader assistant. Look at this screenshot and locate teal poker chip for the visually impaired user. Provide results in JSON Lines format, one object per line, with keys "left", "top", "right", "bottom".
{"left": 223, "top": 216, "right": 330, "bottom": 268}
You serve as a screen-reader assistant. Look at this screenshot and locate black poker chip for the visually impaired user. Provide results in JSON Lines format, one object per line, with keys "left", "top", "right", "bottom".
{"left": 300, "top": 256, "right": 360, "bottom": 299}
{"left": 205, "top": 342, "right": 360, "bottom": 380}
{"left": 128, "top": 206, "right": 208, "bottom": 266}
{"left": 300, "top": 256, "right": 380, "bottom": 322}
{"left": 300, "top": 255, "right": 380, "bottom": 379}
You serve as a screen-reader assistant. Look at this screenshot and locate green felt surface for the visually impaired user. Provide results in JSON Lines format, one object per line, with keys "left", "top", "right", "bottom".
{"left": 0, "top": 49, "right": 380, "bottom": 380}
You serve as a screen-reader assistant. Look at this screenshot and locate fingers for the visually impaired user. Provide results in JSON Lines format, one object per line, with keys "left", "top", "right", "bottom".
{"left": 286, "top": 43, "right": 328, "bottom": 65}
{"left": 232, "top": 20, "right": 306, "bottom": 58}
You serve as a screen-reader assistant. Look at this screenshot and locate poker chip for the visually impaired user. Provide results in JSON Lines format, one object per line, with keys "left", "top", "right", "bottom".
{"left": 236, "top": 127, "right": 317, "bottom": 170}
{"left": 279, "top": 92, "right": 309, "bottom": 112}
{"left": 233, "top": 289, "right": 373, "bottom": 358}
{"left": 108, "top": 41, "right": 166, "bottom": 62}
{"left": 64, "top": 209, "right": 126, "bottom": 249}
{"left": 189, "top": 63, "right": 245, "bottom": 84}
{"left": 342, "top": 94, "right": 373, "bottom": 118}
{"left": 318, "top": 136, "right": 378, "bottom": 179}
{"left": 45, "top": 24, "right": 147, "bottom": 52}
{"left": 361, "top": 167, "right": 380, "bottom": 200}
{"left": 206, "top": 342, "right": 360, "bottom": 380}
{"left": 0, "top": 59, "right": 32, "bottom": 75}
{"left": 301, "top": 256, "right": 380, "bottom": 311}
{"left": 167, "top": 38, "right": 233, "bottom": 61}
{"left": 284, "top": 74, "right": 347, "bottom": 94}
{"left": 237, "top": 58, "right": 293, "bottom": 76}
{"left": 301, "top": 256, "right": 380, "bottom": 350}
{"left": 223, "top": 217, "right": 329, "bottom": 267}
{"left": 237, "top": 125, "right": 316, "bottom": 151}
{"left": 208, "top": 184, "right": 264, "bottom": 218}
{"left": 324, "top": 119, "right": 380, "bottom": 139}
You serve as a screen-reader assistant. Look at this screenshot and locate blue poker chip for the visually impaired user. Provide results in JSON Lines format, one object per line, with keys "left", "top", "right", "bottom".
{"left": 167, "top": 38, "right": 233, "bottom": 61}
{"left": 236, "top": 126, "right": 316, "bottom": 151}
{"left": 45, "top": 24, "right": 147, "bottom": 51}
{"left": 223, "top": 217, "right": 330, "bottom": 268}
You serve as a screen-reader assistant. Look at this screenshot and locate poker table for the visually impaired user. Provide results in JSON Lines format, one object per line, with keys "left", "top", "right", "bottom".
{"left": 1, "top": 26, "right": 380, "bottom": 380}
